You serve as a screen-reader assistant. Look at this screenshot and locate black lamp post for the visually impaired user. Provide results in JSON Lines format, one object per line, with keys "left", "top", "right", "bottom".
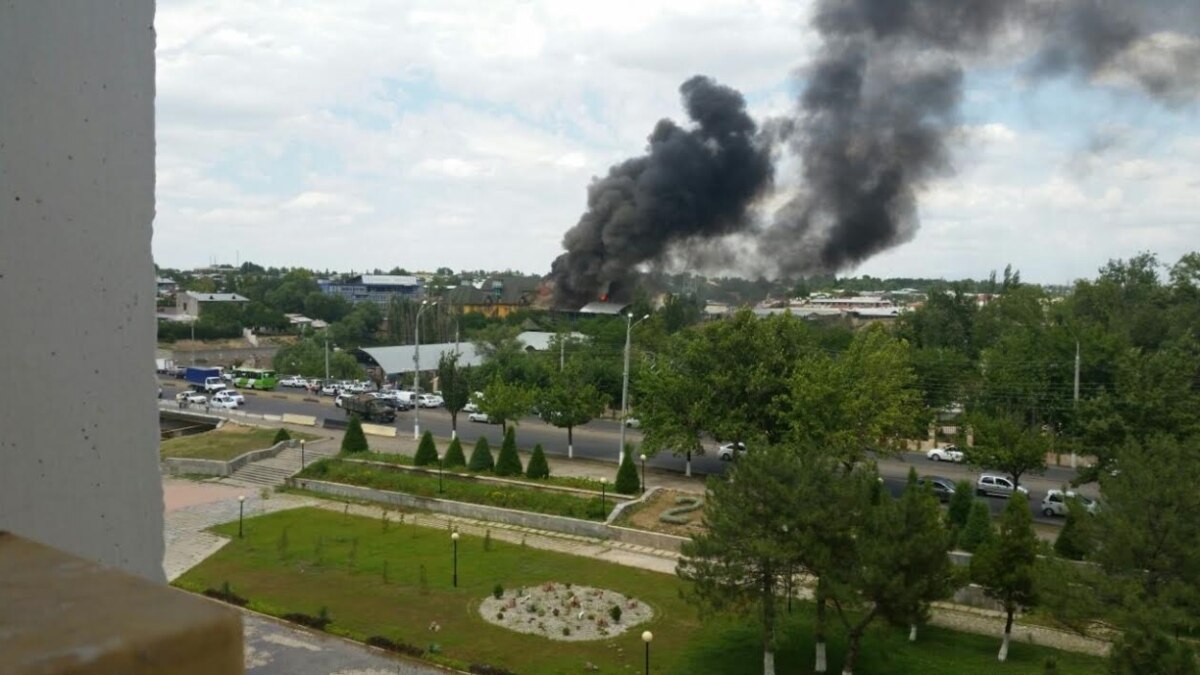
{"left": 599, "top": 477, "right": 607, "bottom": 518}
{"left": 438, "top": 454, "right": 444, "bottom": 494}
{"left": 642, "top": 630, "right": 653, "bottom": 674}
{"left": 300, "top": 439, "right": 306, "bottom": 469}
{"left": 237, "top": 495, "right": 245, "bottom": 538}
{"left": 639, "top": 453, "right": 647, "bottom": 494}
{"left": 451, "top": 531, "right": 460, "bottom": 587}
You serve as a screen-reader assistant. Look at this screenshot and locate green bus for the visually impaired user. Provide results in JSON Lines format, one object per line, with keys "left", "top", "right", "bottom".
{"left": 230, "top": 368, "right": 277, "bottom": 391}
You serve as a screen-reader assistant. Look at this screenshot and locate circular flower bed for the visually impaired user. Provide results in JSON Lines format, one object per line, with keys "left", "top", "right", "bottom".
{"left": 478, "top": 582, "right": 653, "bottom": 641}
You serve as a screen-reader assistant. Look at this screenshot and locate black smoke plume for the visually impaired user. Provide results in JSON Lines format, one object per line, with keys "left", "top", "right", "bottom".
{"left": 551, "top": 0, "right": 1198, "bottom": 305}
{"left": 550, "top": 76, "right": 773, "bottom": 308}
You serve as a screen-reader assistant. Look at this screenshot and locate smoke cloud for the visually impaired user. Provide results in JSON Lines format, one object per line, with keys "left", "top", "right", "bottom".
{"left": 550, "top": 0, "right": 1198, "bottom": 306}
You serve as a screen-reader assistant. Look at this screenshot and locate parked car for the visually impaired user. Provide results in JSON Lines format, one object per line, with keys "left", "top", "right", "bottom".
{"left": 717, "top": 442, "right": 746, "bottom": 461}
{"left": 463, "top": 401, "right": 479, "bottom": 413}
{"left": 1041, "top": 489, "right": 1099, "bottom": 517}
{"left": 917, "top": 476, "right": 957, "bottom": 502}
{"left": 976, "top": 474, "right": 1030, "bottom": 499}
{"left": 212, "top": 390, "right": 244, "bottom": 407}
{"left": 279, "top": 375, "right": 305, "bottom": 387}
{"left": 926, "top": 445, "right": 964, "bottom": 462}
{"left": 625, "top": 417, "right": 641, "bottom": 428}
{"left": 468, "top": 411, "right": 498, "bottom": 424}
{"left": 335, "top": 392, "right": 352, "bottom": 408}
{"left": 417, "top": 394, "right": 443, "bottom": 408}
{"left": 320, "top": 382, "right": 339, "bottom": 396}
{"left": 176, "top": 391, "right": 207, "bottom": 404}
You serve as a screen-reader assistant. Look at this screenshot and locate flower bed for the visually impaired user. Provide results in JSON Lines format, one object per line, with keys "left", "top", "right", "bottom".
{"left": 478, "top": 582, "right": 653, "bottom": 641}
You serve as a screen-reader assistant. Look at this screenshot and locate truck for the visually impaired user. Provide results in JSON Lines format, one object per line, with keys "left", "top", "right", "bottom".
{"left": 184, "top": 366, "right": 227, "bottom": 393}
{"left": 341, "top": 393, "right": 396, "bottom": 424}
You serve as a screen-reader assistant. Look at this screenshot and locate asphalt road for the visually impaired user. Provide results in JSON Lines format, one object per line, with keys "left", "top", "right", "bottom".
{"left": 160, "top": 379, "right": 1092, "bottom": 525}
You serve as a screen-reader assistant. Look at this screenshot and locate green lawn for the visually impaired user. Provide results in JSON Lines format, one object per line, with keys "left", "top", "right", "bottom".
{"left": 161, "top": 424, "right": 317, "bottom": 461}
{"left": 358, "top": 451, "right": 616, "bottom": 492}
{"left": 175, "top": 507, "right": 1105, "bottom": 675}
{"left": 299, "top": 458, "right": 611, "bottom": 521}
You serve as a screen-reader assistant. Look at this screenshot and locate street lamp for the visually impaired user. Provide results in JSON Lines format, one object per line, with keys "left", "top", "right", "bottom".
{"left": 642, "top": 630, "right": 653, "bottom": 675}
{"left": 451, "top": 531, "right": 460, "bottom": 588}
{"left": 639, "top": 453, "right": 647, "bottom": 494}
{"left": 599, "top": 477, "right": 608, "bottom": 519}
{"left": 237, "top": 495, "right": 245, "bottom": 538}
{"left": 300, "top": 439, "right": 306, "bottom": 469}
{"left": 619, "top": 312, "right": 651, "bottom": 461}
{"left": 414, "top": 300, "right": 437, "bottom": 440}
{"left": 438, "top": 453, "right": 444, "bottom": 494}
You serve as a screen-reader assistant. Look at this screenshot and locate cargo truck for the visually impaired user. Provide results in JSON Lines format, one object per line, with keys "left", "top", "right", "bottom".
{"left": 184, "top": 366, "right": 227, "bottom": 393}
{"left": 341, "top": 393, "right": 396, "bottom": 424}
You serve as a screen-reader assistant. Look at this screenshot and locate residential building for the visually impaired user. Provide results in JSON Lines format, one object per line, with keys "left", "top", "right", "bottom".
{"left": 156, "top": 276, "right": 178, "bottom": 296}
{"left": 175, "top": 290, "right": 249, "bottom": 317}
{"left": 444, "top": 277, "right": 543, "bottom": 318}
{"left": 320, "top": 274, "right": 424, "bottom": 305}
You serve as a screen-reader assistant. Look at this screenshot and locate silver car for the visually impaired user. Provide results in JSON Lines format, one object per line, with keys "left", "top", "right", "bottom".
{"left": 975, "top": 474, "right": 1030, "bottom": 499}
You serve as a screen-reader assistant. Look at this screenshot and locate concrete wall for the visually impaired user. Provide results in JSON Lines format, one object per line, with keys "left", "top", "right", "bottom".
{"left": 0, "top": 1, "right": 162, "bottom": 580}
{"left": 163, "top": 440, "right": 295, "bottom": 477}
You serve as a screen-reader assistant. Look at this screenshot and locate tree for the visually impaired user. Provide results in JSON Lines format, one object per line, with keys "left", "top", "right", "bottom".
{"left": 467, "top": 436, "right": 494, "bottom": 472}
{"left": 964, "top": 412, "right": 1047, "bottom": 491}
{"left": 494, "top": 427, "right": 523, "bottom": 477}
{"left": 614, "top": 447, "right": 640, "bottom": 495}
{"left": 341, "top": 416, "right": 369, "bottom": 453}
{"left": 438, "top": 352, "right": 472, "bottom": 440}
{"left": 958, "top": 500, "right": 995, "bottom": 553}
{"left": 1053, "top": 498, "right": 1095, "bottom": 561}
{"left": 525, "top": 443, "right": 550, "bottom": 479}
{"left": 478, "top": 377, "right": 536, "bottom": 433}
{"left": 946, "top": 480, "right": 975, "bottom": 535}
{"left": 678, "top": 445, "right": 802, "bottom": 675}
{"left": 1108, "top": 616, "right": 1199, "bottom": 675}
{"left": 539, "top": 360, "right": 609, "bottom": 459}
{"left": 414, "top": 431, "right": 438, "bottom": 467}
{"left": 442, "top": 437, "right": 466, "bottom": 469}
{"left": 272, "top": 427, "right": 291, "bottom": 445}
{"left": 971, "top": 495, "right": 1040, "bottom": 662}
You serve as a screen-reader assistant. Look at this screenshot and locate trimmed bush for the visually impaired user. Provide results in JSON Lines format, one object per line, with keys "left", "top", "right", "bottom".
{"left": 341, "top": 416, "right": 369, "bottom": 453}
{"left": 614, "top": 448, "right": 640, "bottom": 495}
{"left": 468, "top": 436, "right": 495, "bottom": 472}
{"left": 525, "top": 443, "right": 550, "bottom": 479}
{"left": 413, "top": 431, "right": 439, "bottom": 467}
{"left": 494, "top": 427, "right": 523, "bottom": 477}
{"left": 958, "top": 500, "right": 994, "bottom": 553}
{"left": 272, "top": 427, "right": 291, "bottom": 445}
{"left": 443, "top": 437, "right": 467, "bottom": 469}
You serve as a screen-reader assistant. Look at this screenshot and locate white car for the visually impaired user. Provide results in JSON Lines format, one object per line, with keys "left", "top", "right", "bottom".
{"left": 176, "top": 391, "right": 207, "bottom": 404}
{"left": 717, "top": 443, "right": 746, "bottom": 461}
{"left": 320, "top": 383, "right": 339, "bottom": 396}
{"left": 468, "top": 411, "right": 498, "bottom": 424}
{"left": 926, "top": 446, "right": 964, "bottom": 462}
{"left": 209, "top": 397, "right": 237, "bottom": 409}
{"left": 212, "top": 390, "right": 244, "bottom": 407}
{"left": 463, "top": 401, "right": 479, "bottom": 413}
{"left": 418, "top": 394, "right": 443, "bottom": 408}
{"left": 625, "top": 417, "right": 641, "bottom": 428}
{"left": 1041, "top": 490, "right": 1099, "bottom": 517}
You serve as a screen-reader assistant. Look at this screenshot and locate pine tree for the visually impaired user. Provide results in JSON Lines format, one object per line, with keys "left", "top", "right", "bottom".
{"left": 958, "top": 500, "right": 994, "bottom": 552}
{"left": 971, "top": 495, "right": 1040, "bottom": 662}
{"left": 947, "top": 480, "right": 974, "bottom": 533}
{"left": 525, "top": 443, "right": 550, "bottom": 479}
{"left": 413, "top": 430, "right": 439, "bottom": 467}
{"left": 341, "top": 416, "right": 369, "bottom": 453}
{"left": 1053, "top": 499, "right": 1094, "bottom": 561}
{"left": 272, "top": 427, "right": 292, "bottom": 445}
{"left": 467, "top": 436, "right": 494, "bottom": 472}
{"left": 442, "top": 436, "right": 467, "bottom": 469}
{"left": 614, "top": 447, "right": 640, "bottom": 495}
{"left": 494, "top": 427, "right": 523, "bottom": 476}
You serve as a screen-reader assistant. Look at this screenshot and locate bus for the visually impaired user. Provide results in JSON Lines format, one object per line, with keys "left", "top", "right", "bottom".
{"left": 229, "top": 368, "right": 278, "bottom": 391}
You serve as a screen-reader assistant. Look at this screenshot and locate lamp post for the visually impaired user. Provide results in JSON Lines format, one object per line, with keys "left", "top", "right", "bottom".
{"left": 642, "top": 630, "right": 653, "bottom": 675}
{"left": 438, "top": 453, "right": 444, "bottom": 494}
{"left": 300, "top": 439, "right": 306, "bottom": 469}
{"left": 324, "top": 335, "right": 330, "bottom": 381}
{"left": 639, "top": 453, "right": 647, "bottom": 494}
{"left": 450, "top": 531, "right": 460, "bottom": 588}
{"left": 237, "top": 495, "right": 245, "bottom": 538}
{"left": 619, "top": 313, "right": 650, "bottom": 461}
{"left": 414, "top": 300, "right": 437, "bottom": 440}
{"left": 599, "top": 477, "right": 607, "bottom": 519}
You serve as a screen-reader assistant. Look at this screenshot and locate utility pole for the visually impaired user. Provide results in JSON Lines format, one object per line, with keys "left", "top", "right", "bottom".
{"left": 324, "top": 335, "right": 330, "bottom": 381}
{"left": 1072, "top": 339, "right": 1080, "bottom": 469}
{"left": 560, "top": 333, "right": 565, "bottom": 372}
{"left": 414, "top": 300, "right": 436, "bottom": 440}
{"left": 618, "top": 313, "right": 649, "bottom": 462}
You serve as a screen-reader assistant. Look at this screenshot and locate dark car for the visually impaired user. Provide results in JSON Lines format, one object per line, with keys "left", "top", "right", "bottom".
{"left": 917, "top": 476, "right": 957, "bottom": 502}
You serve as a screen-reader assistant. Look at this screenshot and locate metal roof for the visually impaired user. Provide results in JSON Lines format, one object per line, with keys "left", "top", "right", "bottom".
{"left": 577, "top": 301, "right": 629, "bottom": 315}
{"left": 516, "top": 331, "right": 587, "bottom": 351}
{"left": 358, "top": 274, "right": 421, "bottom": 287}
{"left": 356, "top": 342, "right": 482, "bottom": 375}
{"left": 183, "top": 291, "right": 248, "bottom": 302}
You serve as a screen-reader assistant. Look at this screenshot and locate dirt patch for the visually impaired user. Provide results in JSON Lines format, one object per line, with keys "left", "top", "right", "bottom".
{"left": 618, "top": 489, "right": 706, "bottom": 538}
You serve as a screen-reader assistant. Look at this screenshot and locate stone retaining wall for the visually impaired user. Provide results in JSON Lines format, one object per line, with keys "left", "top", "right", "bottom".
{"left": 163, "top": 440, "right": 294, "bottom": 477}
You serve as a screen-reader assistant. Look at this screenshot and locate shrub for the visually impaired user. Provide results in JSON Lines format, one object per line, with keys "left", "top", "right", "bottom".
{"left": 414, "top": 431, "right": 439, "bottom": 467}
{"left": 202, "top": 583, "right": 248, "bottom": 607}
{"left": 443, "top": 437, "right": 467, "bottom": 469}
{"left": 525, "top": 443, "right": 550, "bottom": 479}
{"left": 614, "top": 447, "right": 640, "bottom": 495}
{"left": 1053, "top": 499, "right": 1095, "bottom": 561}
{"left": 947, "top": 480, "right": 974, "bottom": 532}
{"left": 341, "top": 416, "right": 369, "bottom": 453}
{"left": 469, "top": 664, "right": 518, "bottom": 675}
{"left": 609, "top": 605, "right": 622, "bottom": 623}
{"left": 958, "top": 500, "right": 995, "bottom": 553}
{"left": 494, "top": 427, "right": 523, "bottom": 477}
{"left": 365, "top": 636, "right": 424, "bottom": 658}
{"left": 468, "top": 436, "right": 495, "bottom": 472}
{"left": 272, "top": 427, "right": 291, "bottom": 445}
{"left": 493, "top": 583, "right": 504, "bottom": 599}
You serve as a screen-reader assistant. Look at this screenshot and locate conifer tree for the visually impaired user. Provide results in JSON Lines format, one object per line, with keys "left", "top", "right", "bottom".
{"left": 468, "top": 436, "right": 495, "bottom": 472}
{"left": 525, "top": 443, "right": 550, "bottom": 479}
{"left": 442, "top": 436, "right": 467, "bottom": 469}
{"left": 341, "top": 416, "right": 369, "bottom": 453}
{"left": 413, "top": 430, "right": 439, "bottom": 467}
{"left": 494, "top": 427, "right": 524, "bottom": 477}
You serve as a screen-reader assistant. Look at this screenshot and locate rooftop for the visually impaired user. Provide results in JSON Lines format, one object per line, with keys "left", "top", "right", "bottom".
{"left": 183, "top": 291, "right": 248, "bottom": 302}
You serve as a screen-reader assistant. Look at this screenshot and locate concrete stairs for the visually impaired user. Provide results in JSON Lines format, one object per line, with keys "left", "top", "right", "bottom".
{"left": 216, "top": 444, "right": 336, "bottom": 489}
